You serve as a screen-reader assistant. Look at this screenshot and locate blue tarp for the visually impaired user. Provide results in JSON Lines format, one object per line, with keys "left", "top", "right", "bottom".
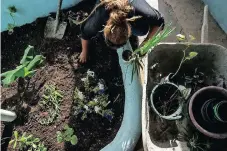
{"left": 1, "top": 0, "right": 81, "bottom": 32}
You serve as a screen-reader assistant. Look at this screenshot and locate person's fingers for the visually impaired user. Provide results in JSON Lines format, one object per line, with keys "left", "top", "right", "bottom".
{"left": 78, "top": 53, "right": 87, "bottom": 63}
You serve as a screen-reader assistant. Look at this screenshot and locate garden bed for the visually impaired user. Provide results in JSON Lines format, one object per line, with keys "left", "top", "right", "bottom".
{"left": 1, "top": 1, "right": 127, "bottom": 150}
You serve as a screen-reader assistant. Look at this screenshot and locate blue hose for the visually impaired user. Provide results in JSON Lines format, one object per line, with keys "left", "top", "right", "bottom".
{"left": 101, "top": 41, "right": 142, "bottom": 151}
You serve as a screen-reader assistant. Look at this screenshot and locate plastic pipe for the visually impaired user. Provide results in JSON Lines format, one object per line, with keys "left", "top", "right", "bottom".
{"left": 101, "top": 41, "right": 142, "bottom": 151}
{"left": 0, "top": 109, "right": 17, "bottom": 122}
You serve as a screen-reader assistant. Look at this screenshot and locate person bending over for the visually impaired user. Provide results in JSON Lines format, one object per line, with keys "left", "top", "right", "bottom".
{"left": 79, "top": 0, "right": 165, "bottom": 63}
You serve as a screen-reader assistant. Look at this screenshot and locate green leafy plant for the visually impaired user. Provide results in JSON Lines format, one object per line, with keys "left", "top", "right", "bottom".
{"left": 38, "top": 85, "right": 63, "bottom": 125}
{"left": 1, "top": 45, "right": 45, "bottom": 87}
{"left": 74, "top": 88, "right": 114, "bottom": 121}
{"left": 129, "top": 24, "right": 175, "bottom": 81}
{"left": 73, "top": 70, "right": 114, "bottom": 121}
{"left": 7, "top": 6, "right": 17, "bottom": 34}
{"left": 57, "top": 124, "right": 78, "bottom": 145}
{"left": 9, "top": 131, "right": 47, "bottom": 151}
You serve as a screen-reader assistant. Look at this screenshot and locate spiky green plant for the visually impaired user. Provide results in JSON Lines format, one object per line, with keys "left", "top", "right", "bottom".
{"left": 130, "top": 24, "right": 175, "bottom": 81}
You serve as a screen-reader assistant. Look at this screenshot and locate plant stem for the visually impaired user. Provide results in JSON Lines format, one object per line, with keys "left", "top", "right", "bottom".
{"left": 171, "top": 46, "right": 189, "bottom": 79}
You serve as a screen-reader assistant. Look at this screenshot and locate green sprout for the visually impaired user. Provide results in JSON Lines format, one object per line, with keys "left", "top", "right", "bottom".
{"left": 57, "top": 124, "right": 78, "bottom": 145}
{"left": 171, "top": 34, "right": 198, "bottom": 79}
{"left": 9, "top": 131, "right": 47, "bottom": 151}
{"left": 8, "top": 6, "right": 17, "bottom": 14}
{"left": 38, "top": 85, "right": 63, "bottom": 125}
{"left": 7, "top": 6, "right": 17, "bottom": 34}
{"left": 1, "top": 45, "right": 45, "bottom": 87}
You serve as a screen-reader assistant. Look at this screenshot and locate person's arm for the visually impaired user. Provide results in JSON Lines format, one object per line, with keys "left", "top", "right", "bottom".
{"left": 132, "top": 0, "right": 165, "bottom": 46}
{"left": 79, "top": 38, "right": 90, "bottom": 63}
{"left": 140, "top": 26, "right": 160, "bottom": 46}
{"left": 79, "top": 4, "right": 108, "bottom": 63}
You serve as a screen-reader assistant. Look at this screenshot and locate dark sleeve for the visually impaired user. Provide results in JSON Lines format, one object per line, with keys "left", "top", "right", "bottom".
{"left": 80, "top": 6, "right": 109, "bottom": 40}
{"left": 131, "top": 0, "right": 165, "bottom": 28}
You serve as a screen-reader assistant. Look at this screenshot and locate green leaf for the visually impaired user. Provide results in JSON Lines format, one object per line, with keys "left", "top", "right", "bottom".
{"left": 57, "top": 136, "right": 63, "bottom": 143}
{"left": 88, "top": 101, "right": 97, "bottom": 106}
{"left": 56, "top": 131, "right": 62, "bottom": 136}
{"left": 176, "top": 34, "right": 186, "bottom": 41}
{"left": 185, "top": 52, "right": 198, "bottom": 60}
{"left": 22, "top": 132, "right": 27, "bottom": 137}
{"left": 24, "top": 67, "right": 36, "bottom": 77}
{"left": 70, "top": 135, "right": 78, "bottom": 145}
{"left": 24, "top": 67, "right": 30, "bottom": 77}
{"left": 13, "top": 141, "right": 17, "bottom": 149}
{"left": 26, "top": 55, "right": 45, "bottom": 71}
{"left": 189, "top": 52, "right": 198, "bottom": 58}
{"left": 32, "top": 143, "right": 37, "bottom": 149}
{"left": 65, "top": 127, "right": 74, "bottom": 136}
{"left": 27, "top": 134, "right": 33, "bottom": 139}
{"left": 64, "top": 124, "right": 69, "bottom": 130}
{"left": 1, "top": 65, "right": 25, "bottom": 86}
{"left": 134, "top": 23, "right": 175, "bottom": 56}
{"left": 55, "top": 91, "right": 63, "bottom": 98}
{"left": 9, "top": 140, "right": 14, "bottom": 145}
{"left": 20, "top": 137, "right": 26, "bottom": 142}
{"left": 14, "top": 131, "right": 19, "bottom": 139}
{"left": 34, "top": 138, "right": 40, "bottom": 142}
{"left": 20, "top": 45, "right": 34, "bottom": 65}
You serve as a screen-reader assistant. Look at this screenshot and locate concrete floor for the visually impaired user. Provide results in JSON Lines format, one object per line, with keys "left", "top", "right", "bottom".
{"left": 159, "top": 0, "right": 227, "bottom": 47}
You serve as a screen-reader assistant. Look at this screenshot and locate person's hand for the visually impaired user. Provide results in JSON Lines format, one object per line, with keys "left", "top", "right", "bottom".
{"left": 79, "top": 50, "right": 87, "bottom": 63}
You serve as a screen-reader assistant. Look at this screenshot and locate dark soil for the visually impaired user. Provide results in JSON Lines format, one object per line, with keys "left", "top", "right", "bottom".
{"left": 1, "top": 1, "right": 127, "bottom": 150}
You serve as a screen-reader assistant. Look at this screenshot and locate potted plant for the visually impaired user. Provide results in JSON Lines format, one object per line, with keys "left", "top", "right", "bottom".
{"left": 189, "top": 86, "right": 227, "bottom": 139}
{"left": 150, "top": 82, "right": 184, "bottom": 120}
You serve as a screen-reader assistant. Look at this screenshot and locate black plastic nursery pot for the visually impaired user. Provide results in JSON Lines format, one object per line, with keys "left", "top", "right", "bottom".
{"left": 150, "top": 82, "right": 183, "bottom": 120}
{"left": 189, "top": 86, "right": 227, "bottom": 139}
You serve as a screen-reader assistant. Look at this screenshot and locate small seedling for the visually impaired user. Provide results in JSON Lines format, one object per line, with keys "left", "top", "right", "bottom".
{"left": 7, "top": 6, "right": 17, "bottom": 34}
{"left": 1, "top": 45, "right": 45, "bottom": 87}
{"left": 57, "top": 124, "right": 78, "bottom": 145}
{"left": 9, "top": 131, "right": 47, "bottom": 151}
{"left": 170, "top": 34, "right": 198, "bottom": 79}
{"left": 8, "top": 6, "right": 17, "bottom": 14}
{"left": 38, "top": 85, "right": 63, "bottom": 125}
